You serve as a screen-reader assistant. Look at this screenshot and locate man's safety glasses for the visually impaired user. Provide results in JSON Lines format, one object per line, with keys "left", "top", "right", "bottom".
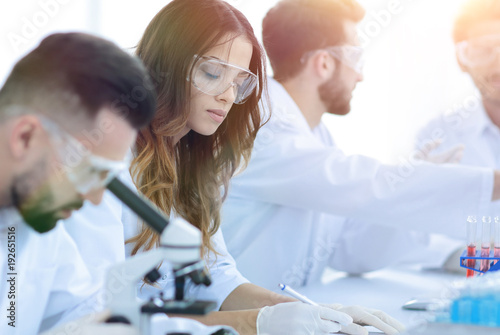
{"left": 301, "top": 45, "right": 365, "bottom": 74}
{"left": 40, "top": 117, "right": 130, "bottom": 194}
{"left": 456, "top": 34, "right": 500, "bottom": 67}
{"left": 187, "top": 55, "right": 258, "bottom": 104}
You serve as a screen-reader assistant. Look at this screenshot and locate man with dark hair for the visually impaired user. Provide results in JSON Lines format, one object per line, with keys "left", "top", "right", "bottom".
{"left": 0, "top": 32, "right": 155, "bottom": 334}
{"left": 221, "top": 0, "right": 500, "bottom": 313}
{"left": 0, "top": 32, "right": 156, "bottom": 233}
{"left": 415, "top": 0, "right": 500, "bottom": 271}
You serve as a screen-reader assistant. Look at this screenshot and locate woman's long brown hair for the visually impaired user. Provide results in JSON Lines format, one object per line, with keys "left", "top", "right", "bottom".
{"left": 127, "top": 0, "right": 267, "bottom": 260}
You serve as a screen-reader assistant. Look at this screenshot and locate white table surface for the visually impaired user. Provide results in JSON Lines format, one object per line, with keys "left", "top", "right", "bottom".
{"left": 299, "top": 266, "right": 463, "bottom": 334}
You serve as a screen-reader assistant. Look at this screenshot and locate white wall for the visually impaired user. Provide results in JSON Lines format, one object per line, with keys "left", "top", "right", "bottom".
{"left": 0, "top": 0, "right": 167, "bottom": 85}
{"left": 0, "top": 0, "right": 475, "bottom": 163}
{"left": 0, "top": 0, "right": 91, "bottom": 86}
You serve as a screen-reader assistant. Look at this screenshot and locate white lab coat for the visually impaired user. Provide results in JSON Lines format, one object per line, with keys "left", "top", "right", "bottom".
{"left": 220, "top": 78, "right": 493, "bottom": 290}
{"left": 63, "top": 192, "right": 126, "bottom": 283}
{"left": 414, "top": 100, "right": 500, "bottom": 263}
{"left": 117, "top": 171, "right": 249, "bottom": 310}
{"left": 0, "top": 209, "right": 101, "bottom": 335}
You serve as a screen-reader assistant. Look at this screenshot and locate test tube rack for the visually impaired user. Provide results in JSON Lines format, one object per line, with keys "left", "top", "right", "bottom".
{"left": 460, "top": 250, "right": 500, "bottom": 275}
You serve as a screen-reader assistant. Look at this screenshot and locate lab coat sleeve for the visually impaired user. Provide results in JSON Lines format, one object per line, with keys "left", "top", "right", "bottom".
{"left": 37, "top": 223, "right": 103, "bottom": 332}
{"left": 391, "top": 234, "right": 464, "bottom": 268}
{"left": 184, "top": 228, "right": 250, "bottom": 310}
{"left": 62, "top": 191, "right": 126, "bottom": 277}
{"left": 229, "top": 117, "right": 492, "bottom": 238}
{"left": 404, "top": 116, "right": 469, "bottom": 267}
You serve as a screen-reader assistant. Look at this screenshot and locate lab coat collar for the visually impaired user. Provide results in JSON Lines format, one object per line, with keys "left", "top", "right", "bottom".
{"left": 267, "top": 77, "right": 317, "bottom": 134}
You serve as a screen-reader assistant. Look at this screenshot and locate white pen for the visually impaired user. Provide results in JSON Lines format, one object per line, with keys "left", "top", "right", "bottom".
{"left": 278, "top": 283, "right": 319, "bottom": 306}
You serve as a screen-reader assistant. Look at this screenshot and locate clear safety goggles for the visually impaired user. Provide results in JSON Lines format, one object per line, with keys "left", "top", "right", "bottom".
{"left": 40, "top": 117, "right": 130, "bottom": 194}
{"left": 456, "top": 34, "right": 500, "bottom": 67}
{"left": 187, "top": 55, "right": 258, "bottom": 104}
{"left": 301, "top": 45, "right": 365, "bottom": 74}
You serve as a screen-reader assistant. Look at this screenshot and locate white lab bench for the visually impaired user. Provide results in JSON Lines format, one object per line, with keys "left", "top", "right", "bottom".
{"left": 300, "top": 266, "right": 500, "bottom": 334}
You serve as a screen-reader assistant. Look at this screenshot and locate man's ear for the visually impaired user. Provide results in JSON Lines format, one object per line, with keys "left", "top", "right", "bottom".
{"left": 9, "top": 115, "right": 43, "bottom": 159}
{"left": 456, "top": 51, "right": 468, "bottom": 73}
{"left": 311, "top": 51, "right": 336, "bottom": 80}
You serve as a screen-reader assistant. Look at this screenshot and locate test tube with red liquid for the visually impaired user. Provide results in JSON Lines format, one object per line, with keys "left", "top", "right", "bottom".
{"left": 466, "top": 215, "right": 477, "bottom": 278}
{"left": 480, "top": 216, "right": 491, "bottom": 273}
{"left": 494, "top": 216, "right": 500, "bottom": 265}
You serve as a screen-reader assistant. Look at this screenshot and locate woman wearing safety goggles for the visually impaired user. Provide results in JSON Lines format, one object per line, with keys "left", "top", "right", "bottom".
{"left": 117, "top": 0, "right": 356, "bottom": 334}
{"left": 188, "top": 55, "right": 259, "bottom": 106}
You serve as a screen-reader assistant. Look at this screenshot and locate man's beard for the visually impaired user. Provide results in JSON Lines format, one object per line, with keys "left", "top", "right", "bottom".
{"left": 475, "top": 73, "right": 500, "bottom": 103}
{"left": 10, "top": 158, "right": 81, "bottom": 233}
{"left": 318, "top": 69, "right": 352, "bottom": 116}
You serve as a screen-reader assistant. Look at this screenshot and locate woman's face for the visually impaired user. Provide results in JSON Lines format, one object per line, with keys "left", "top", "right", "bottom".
{"left": 184, "top": 35, "right": 253, "bottom": 137}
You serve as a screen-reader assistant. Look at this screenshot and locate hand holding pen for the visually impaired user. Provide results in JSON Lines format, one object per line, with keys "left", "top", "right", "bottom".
{"left": 278, "top": 283, "right": 406, "bottom": 335}
{"left": 279, "top": 283, "right": 319, "bottom": 306}
{"left": 256, "top": 300, "right": 352, "bottom": 334}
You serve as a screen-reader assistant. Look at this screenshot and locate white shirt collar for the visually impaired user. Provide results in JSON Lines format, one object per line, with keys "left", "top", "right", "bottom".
{"left": 442, "top": 98, "right": 495, "bottom": 138}
{"left": 466, "top": 102, "right": 498, "bottom": 137}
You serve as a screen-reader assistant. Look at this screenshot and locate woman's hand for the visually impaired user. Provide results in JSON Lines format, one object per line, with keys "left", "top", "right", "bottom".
{"left": 257, "top": 301, "right": 352, "bottom": 335}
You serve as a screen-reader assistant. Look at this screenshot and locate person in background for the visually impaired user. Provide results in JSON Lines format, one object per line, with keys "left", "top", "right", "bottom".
{"left": 219, "top": 0, "right": 500, "bottom": 293}
{"left": 414, "top": 0, "right": 500, "bottom": 271}
{"left": 0, "top": 32, "right": 156, "bottom": 334}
